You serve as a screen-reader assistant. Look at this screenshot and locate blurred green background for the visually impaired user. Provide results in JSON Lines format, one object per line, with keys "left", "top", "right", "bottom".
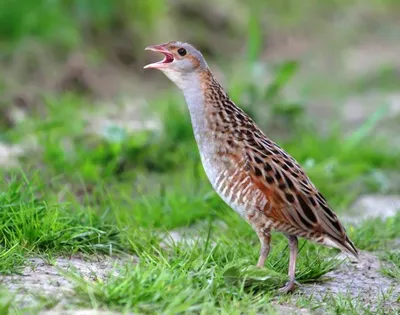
{"left": 1, "top": 0, "right": 399, "bottom": 174}
{"left": 1, "top": 0, "right": 400, "bottom": 134}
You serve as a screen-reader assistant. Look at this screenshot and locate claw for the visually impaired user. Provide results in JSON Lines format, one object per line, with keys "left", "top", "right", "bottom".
{"left": 278, "top": 281, "right": 298, "bottom": 294}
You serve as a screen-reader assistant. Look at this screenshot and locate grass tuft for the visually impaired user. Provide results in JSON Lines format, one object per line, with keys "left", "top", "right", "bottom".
{"left": 381, "top": 251, "right": 400, "bottom": 280}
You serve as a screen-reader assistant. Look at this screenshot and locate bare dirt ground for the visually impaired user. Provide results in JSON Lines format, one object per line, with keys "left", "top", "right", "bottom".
{"left": 298, "top": 251, "right": 400, "bottom": 313}
{"left": 1, "top": 254, "right": 137, "bottom": 313}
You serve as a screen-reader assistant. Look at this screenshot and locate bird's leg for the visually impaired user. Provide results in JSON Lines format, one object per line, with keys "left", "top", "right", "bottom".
{"left": 279, "top": 235, "right": 298, "bottom": 293}
{"left": 256, "top": 229, "right": 271, "bottom": 268}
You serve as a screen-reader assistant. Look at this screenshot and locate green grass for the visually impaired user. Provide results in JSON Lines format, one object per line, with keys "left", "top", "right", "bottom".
{"left": 310, "top": 292, "right": 397, "bottom": 315}
{"left": 352, "top": 213, "right": 400, "bottom": 251}
{"left": 0, "top": 176, "right": 124, "bottom": 273}
{"left": 381, "top": 251, "right": 400, "bottom": 280}
{"left": 0, "top": 289, "right": 14, "bottom": 315}
{"left": 69, "top": 228, "right": 340, "bottom": 314}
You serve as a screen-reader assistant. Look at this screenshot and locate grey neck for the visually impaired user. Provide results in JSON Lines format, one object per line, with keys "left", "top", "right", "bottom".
{"left": 161, "top": 68, "right": 211, "bottom": 146}
{"left": 179, "top": 73, "right": 209, "bottom": 145}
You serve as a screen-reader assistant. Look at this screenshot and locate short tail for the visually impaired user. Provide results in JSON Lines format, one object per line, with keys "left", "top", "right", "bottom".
{"left": 323, "top": 235, "right": 359, "bottom": 260}
{"left": 340, "top": 236, "right": 359, "bottom": 260}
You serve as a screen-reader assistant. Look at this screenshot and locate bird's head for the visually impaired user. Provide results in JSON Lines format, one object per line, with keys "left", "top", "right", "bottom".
{"left": 144, "top": 41, "right": 208, "bottom": 90}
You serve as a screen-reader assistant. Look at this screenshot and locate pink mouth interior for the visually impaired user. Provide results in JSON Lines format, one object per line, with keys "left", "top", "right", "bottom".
{"left": 161, "top": 52, "right": 174, "bottom": 63}
{"left": 144, "top": 47, "right": 174, "bottom": 69}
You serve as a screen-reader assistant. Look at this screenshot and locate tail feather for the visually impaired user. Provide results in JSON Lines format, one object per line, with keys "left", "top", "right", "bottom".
{"left": 343, "top": 235, "right": 359, "bottom": 259}
{"left": 322, "top": 235, "right": 359, "bottom": 260}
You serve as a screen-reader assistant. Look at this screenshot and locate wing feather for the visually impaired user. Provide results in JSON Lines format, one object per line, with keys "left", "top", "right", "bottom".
{"left": 244, "top": 136, "right": 358, "bottom": 258}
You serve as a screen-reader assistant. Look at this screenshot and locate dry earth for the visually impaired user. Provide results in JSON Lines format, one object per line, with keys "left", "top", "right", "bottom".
{"left": 297, "top": 251, "right": 400, "bottom": 314}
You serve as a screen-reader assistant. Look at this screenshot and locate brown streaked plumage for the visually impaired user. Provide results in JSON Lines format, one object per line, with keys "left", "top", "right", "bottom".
{"left": 144, "top": 41, "right": 358, "bottom": 293}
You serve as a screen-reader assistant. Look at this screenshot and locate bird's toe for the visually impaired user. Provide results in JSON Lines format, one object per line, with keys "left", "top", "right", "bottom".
{"left": 278, "top": 281, "right": 297, "bottom": 294}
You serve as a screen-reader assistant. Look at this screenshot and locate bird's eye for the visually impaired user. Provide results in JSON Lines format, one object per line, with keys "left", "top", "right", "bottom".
{"left": 177, "top": 48, "right": 187, "bottom": 56}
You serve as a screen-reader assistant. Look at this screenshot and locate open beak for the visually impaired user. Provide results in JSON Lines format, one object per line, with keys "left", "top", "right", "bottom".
{"left": 144, "top": 44, "right": 174, "bottom": 69}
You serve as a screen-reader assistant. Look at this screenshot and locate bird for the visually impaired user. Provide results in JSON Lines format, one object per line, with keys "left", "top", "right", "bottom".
{"left": 144, "top": 41, "right": 358, "bottom": 293}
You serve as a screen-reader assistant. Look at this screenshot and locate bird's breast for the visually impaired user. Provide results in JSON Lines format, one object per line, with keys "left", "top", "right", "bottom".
{"left": 196, "top": 140, "right": 268, "bottom": 219}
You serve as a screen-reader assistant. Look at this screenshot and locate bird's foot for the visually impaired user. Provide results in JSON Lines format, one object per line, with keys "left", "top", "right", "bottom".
{"left": 255, "top": 258, "right": 266, "bottom": 268}
{"left": 278, "top": 280, "right": 299, "bottom": 294}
